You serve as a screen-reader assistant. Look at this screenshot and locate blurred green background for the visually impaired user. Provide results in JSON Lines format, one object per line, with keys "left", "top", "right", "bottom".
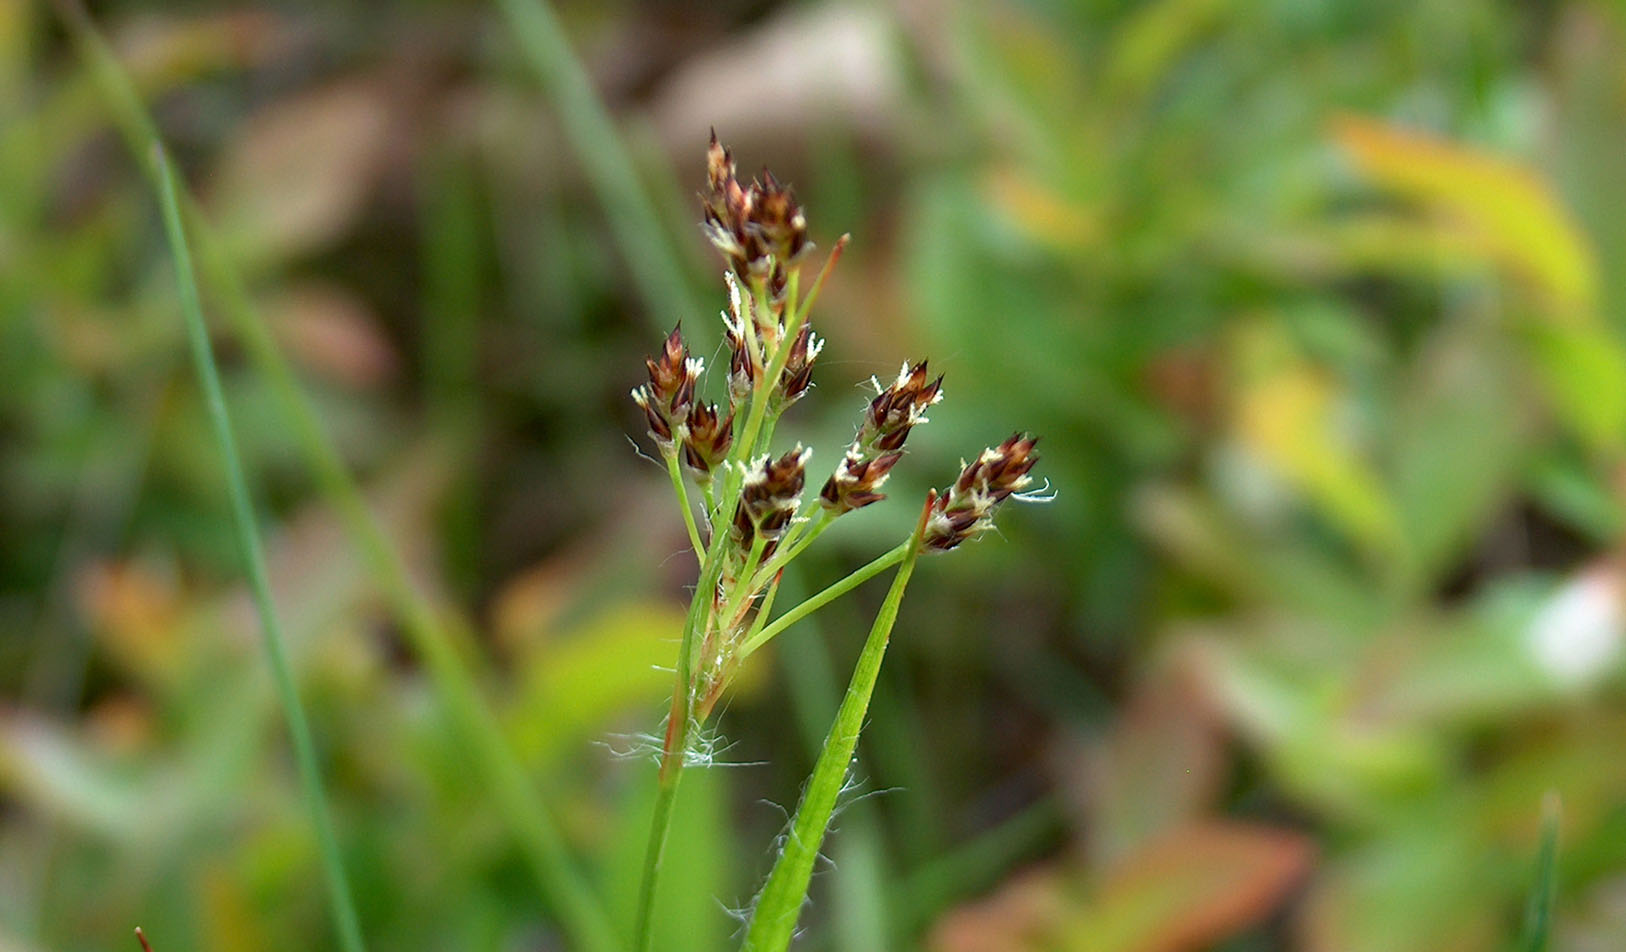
{"left": 6, "top": 0, "right": 1626, "bottom": 949}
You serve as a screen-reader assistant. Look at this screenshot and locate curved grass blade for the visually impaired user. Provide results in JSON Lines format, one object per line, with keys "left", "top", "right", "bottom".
{"left": 1517, "top": 793, "right": 1561, "bottom": 952}
{"left": 742, "top": 500, "right": 930, "bottom": 952}
{"left": 56, "top": 6, "right": 621, "bottom": 949}
{"left": 154, "top": 146, "right": 369, "bottom": 952}
{"left": 492, "top": 0, "right": 703, "bottom": 331}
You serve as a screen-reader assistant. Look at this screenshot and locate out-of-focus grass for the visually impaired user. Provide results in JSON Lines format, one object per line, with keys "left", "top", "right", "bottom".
{"left": 4, "top": 0, "right": 1626, "bottom": 950}
{"left": 153, "top": 141, "right": 367, "bottom": 952}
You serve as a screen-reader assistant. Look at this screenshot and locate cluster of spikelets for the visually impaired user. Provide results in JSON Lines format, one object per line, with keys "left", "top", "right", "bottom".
{"left": 632, "top": 133, "right": 1039, "bottom": 720}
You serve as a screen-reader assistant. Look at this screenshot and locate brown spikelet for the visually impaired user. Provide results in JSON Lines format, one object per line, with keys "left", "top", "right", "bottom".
{"left": 631, "top": 324, "right": 702, "bottom": 451}
{"left": 778, "top": 322, "right": 823, "bottom": 406}
{"left": 733, "top": 446, "right": 811, "bottom": 549}
{"left": 701, "top": 134, "right": 810, "bottom": 288}
{"left": 682, "top": 402, "right": 734, "bottom": 477}
{"left": 863, "top": 361, "right": 944, "bottom": 452}
{"left": 922, "top": 433, "right": 1040, "bottom": 551}
{"left": 820, "top": 447, "right": 903, "bottom": 513}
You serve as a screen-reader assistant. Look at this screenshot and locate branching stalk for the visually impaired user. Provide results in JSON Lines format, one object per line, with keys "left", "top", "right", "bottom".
{"left": 666, "top": 451, "right": 707, "bottom": 561}
{"left": 741, "top": 541, "right": 910, "bottom": 659}
{"left": 753, "top": 511, "right": 833, "bottom": 589}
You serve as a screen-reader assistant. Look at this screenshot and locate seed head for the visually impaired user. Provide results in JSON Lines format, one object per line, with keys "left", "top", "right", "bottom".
{"left": 778, "top": 323, "right": 824, "bottom": 406}
{"left": 921, "top": 433, "right": 1040, "bottom": 551}
{"left": 863, "top": 361, "right": 944, "bottom": 452}
{"left": 820, "top": 445, "right": 903, "bottom": 514}
{"left": 682, "top": 401, "right": 734, "bottom": 477}
{"left": 733, "top": 445, "right": 811, "bottom": 549}
{"left": 819, "top": 360, "right": 942, "bottom": 516}
{"left": 631, "top": 324, "right": 702, "bottom": 451}
{"left": 701, "top": 131, "right": 810, "bottom": 286}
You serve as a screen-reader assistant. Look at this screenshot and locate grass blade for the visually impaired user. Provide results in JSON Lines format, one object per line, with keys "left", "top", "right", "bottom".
{"left": 57, "top": 7, "right": 621, "bottom": 949}
{"left": 742, "top": 506, "right": 927, "bottom": 952}
{"left": 1517, "top": 792, "right": 1562, "bottom": 952}
{"left": 153, "top": 145, "right": 369, "bottom": 952}
{"left": 492, "top": 0, "right": 703, "bottom": 330}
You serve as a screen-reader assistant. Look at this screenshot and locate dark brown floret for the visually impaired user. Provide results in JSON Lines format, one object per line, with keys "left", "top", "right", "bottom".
{"left": 863, "top": 361, "right": 944, "bottom": 452}
{"left": 701, "top": 133, "right": 810, "bottom": 287}
{"left": 922, "top": 433, "right": 1040, "bottom": 551}
{"left": 631, "top": 324, "right": 701, "bottom": 450}
{"left": 820, "top": 448, "right": 903, "bottom": 514}
{"left": 732, "top": 446, "right": 810, "bottom": 549}
{"left": 778, "top": 322, "right": 821, "bottom": 406}
{"left": 723, "top": 284, "right": 757, "bottom": 406}
{"left": 682, "top": 402, "right": 734, "bottom": 477}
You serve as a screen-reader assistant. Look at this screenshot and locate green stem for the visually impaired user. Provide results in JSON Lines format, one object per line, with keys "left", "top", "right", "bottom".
{"left": 637, "top": 509, "right": 733, "bottom": 952}
{"left": 741, "top": 532, "right": 923, "bottom": 952}
{"left": 490, "top": 0, "right": 700, "bottom": 331}
{"left": 155, "top": 149, "right": 368, "bottom": 952}
{"left": 740, "top": 542, "right": 909, "bottom": 658}
{"left": 633, "top": 768, "right": 683, "bottom": 952}
{"left": 61, "top": 11, "right": 621, "bottom": 949}
{"left": 717, "top": 534, "right": 769, "bottom": 635}
{"left": 740, "top": 572, "right": 783, "bottom": 649}
{"left": 667, "top": 451, "right": 706, "bottom": 562}
{"left": 1518, "top": 793, "right": 1562, "bottom": 952}
{"left": 752, "top": 511, "right": 833, "bottom": 589}
{"left": 735, "top": 294, "right": 807, "bottom": 469}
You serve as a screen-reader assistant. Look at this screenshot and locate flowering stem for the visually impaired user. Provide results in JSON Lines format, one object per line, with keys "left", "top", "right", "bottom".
{"left": 741, "top": 539, "right": 911, "bottom": 659}
{"left": 665, "top": 451, "right": 706, "bottom": 562}
{"left": 637, "top": 502, "right": 732, "bottom": 952}
{"left": 741, "top": 503, "right": 927, "bottom": 952}
{"left": 718, "top": 534, "right": 769, "bottom": 636}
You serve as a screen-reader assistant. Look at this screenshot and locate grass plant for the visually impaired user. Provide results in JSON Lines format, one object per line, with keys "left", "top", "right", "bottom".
{"left": 629, "top": 136, "right": 1041, "bottom": 952}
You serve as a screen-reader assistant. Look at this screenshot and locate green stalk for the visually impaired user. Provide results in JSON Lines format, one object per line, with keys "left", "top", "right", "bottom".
{"left": 717, "top": 535, "right": 769, "bottom": 635}
{"left": 740, "top": 542, "right": 909, "bottom": 658}
{"left": 742, "top": 527, "right": 922, "bottom": 952}
{"left": 154, "top": 148, "right": 368, "bottom": 952}
{"left": 637, "top": 510, "right": 733, "bottom": 952}
{"left": 491, "top": 0, "right": 700, "bottom": 330}
{"left": 739, "top": 573, "right": 783, "bottom": 649}
{"left": 60, "top": 10, "right": 621, "bottom": 949}
{"left": 633, "top": 770, "right": 684, "bottom": 952}
{"left": 752, "top": 511, "right": 833, "bottom": 589}
{"left": 666, "top": 451, "right": 707, "bottom": 562}
{"left": 735, "top": 288, "right": 807, "bottom": 468}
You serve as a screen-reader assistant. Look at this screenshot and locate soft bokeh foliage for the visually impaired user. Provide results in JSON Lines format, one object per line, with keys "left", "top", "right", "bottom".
{"left": 5, "top": 0, "right": 1626, "bottom": 949}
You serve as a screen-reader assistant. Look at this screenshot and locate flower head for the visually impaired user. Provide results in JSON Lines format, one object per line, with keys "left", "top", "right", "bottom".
{"left": 631, "top": 324, "right": 702, "bottom": 451}
{"left": 733, "top": 446, "right": 812, "bottom": 550}
{"left": 778, "top": 323, "right": 824, "bottom": 407}
{"left": 863, "top": 361, "right": 943, "bottom": 452}
{"left": 820, "top": 446, "right": 903, "bottom": 514}
{"left": 701, "top": 130, "right": 810, "bottom": 290}
{"left": 819, "top": 361, "right": 942, "bottom": 515}
{"left": 682, "top": 401, "right": 734, "bottom": 478}
{"left": 921, "top": 433, "right": 1040, "bottom": 551}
